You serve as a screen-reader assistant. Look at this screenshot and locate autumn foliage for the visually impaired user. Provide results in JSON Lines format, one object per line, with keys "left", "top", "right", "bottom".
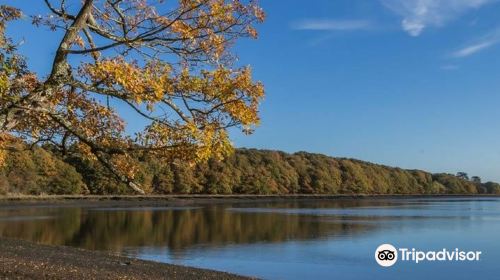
{"left": 1, "top": 146, "right": 498, "bottom": 196}
{"left": 0, "top": 1, "right": 265, "bottom": 193}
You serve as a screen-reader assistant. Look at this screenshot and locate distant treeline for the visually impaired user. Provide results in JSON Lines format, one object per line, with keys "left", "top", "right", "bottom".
{"left": 1, "top": 146, "right": 499, "bottom": 195}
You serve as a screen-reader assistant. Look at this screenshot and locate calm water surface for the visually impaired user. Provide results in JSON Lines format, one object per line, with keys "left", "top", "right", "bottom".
{"left": 0, "top": 198, "right": 499, "bottom": 279}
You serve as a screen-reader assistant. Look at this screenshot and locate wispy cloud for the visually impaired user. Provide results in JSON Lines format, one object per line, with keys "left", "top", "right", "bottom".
{"left": 291, "top": 19, "right": 372, "bottom": 31}
{"left": 450, "top": 28, "right": 500, "bottom": 58}
{"left": 452, "top": 41, "right": 495, "bottom": 57}
{"left": 381, "top": 0, "right": 496, "bottom": 36}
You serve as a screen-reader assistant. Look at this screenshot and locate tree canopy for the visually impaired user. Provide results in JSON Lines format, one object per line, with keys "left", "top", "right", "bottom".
{"left": 2, "top": 144, "right": 499, "bottom": 196}
{"left": 0, "top": 1, "right": 265, "bottom": 193}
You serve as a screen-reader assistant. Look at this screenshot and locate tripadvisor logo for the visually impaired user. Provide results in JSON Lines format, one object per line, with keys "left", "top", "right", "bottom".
{"left": 375, "top": 244, "right": 398, "bottom": 267}
{"left": 375, "top": 244, "right": 482, "bottom": 267}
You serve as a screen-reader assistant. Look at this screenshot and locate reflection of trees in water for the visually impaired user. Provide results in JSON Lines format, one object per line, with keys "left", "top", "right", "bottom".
{"left": 0, "top": 204, "right": 381, "bottom": 253}
{"left": 0, "top": 208, "right": 83, "bottom": 245}
{"left": 228, "top": 199, "right": 409, "bottom": 210}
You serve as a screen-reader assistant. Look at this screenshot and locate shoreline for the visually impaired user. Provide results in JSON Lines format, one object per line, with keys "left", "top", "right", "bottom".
{"left": 2, "top": 193, "right": 499, "bottom": 199}
{"left": 0, "top": 237, "right": 254, "bottom": 280}
{"left": 0, "top": 193, "right": 498, "bottom": 200}
{"left": 0, "top": 194, "right": 497, "bottom": 208}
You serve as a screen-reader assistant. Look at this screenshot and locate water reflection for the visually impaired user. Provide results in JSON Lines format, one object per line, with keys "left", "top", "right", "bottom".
{"left": 0, "top": 202, "right": 380, "bottom": 252}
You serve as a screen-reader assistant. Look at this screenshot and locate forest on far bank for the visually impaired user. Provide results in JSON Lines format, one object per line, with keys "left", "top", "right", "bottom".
{"left": 1, "top": 143, "right": 499, "bottom": 196}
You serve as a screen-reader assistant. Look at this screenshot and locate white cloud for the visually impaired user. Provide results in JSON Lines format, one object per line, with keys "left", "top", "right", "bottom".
{"left": 452, "top": 41, "right": 495, "bottom": 57}
{"left": 402, "top": 19, "right": 426, "bottom": 36}
{"left": 292, "top": 19, "right": 372, "bottom": 31}
{"left": 450, "top": 28, "right": 500, "bottom": 58}
{"left": 382, "top": 0, "right": 496, "bottom": 36}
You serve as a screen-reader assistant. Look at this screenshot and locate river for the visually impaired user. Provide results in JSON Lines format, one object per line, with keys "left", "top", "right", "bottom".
{"left": 0, "top": 197, "right": 498, "bottom": 279}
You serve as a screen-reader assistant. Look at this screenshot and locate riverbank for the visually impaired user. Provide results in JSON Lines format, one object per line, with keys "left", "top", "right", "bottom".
{"left": 0, "top": 237, "right": 254, "bottom": 280}
{"left": 0, "top": 194, "right": 498, "bottom": 207}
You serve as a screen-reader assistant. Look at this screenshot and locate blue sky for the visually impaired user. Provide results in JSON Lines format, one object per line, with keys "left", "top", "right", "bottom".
{"left": 4, "top": 0, "right": 500, "bottom": 182}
